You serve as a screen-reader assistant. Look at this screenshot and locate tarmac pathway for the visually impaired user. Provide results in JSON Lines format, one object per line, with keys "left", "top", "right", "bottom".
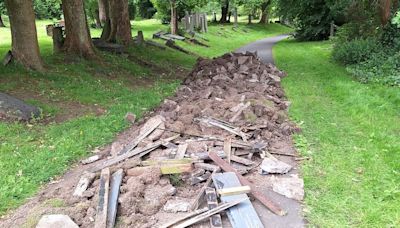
{"left": 235, "top": 34, "right": 289, "bottom": 64}
{"left": 236, "top": 34, "right": 306, "bottom": 228}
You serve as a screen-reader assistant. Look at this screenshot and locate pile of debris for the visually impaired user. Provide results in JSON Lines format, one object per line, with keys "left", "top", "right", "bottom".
{"left": 36, "top": 52, "right": 303, "bottom": 228}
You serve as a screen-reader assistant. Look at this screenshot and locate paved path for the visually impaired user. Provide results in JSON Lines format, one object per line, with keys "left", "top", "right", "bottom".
{"left": 236, "top": 35, "right": 306, "bottom": 228}
{"left": 235, "top": 34, "right": 289, "bottom": 64}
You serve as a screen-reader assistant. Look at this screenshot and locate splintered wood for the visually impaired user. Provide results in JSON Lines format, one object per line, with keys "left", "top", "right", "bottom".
{"left": 94, "top": 168, "right": 110, "bottom": 228}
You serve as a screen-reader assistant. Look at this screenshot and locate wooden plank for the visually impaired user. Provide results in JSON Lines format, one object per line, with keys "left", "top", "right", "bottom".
{"left": 118, "top": 116, "right": 163, "bottom": 155}
{"left": 230, "top": 155, "right": 254, "bottom": 166}
{"left": 212, "top": 172, "right": 263, "bottom": 228}
{"left": 87, "top": 135, "right": 179, "bottom": 173}
{"left": 141, "top": 158, "right": 194, "bottom": 166}
{"left": 159, "top": 207, "right": 209, "bottom": 228}
{"left": 73, "top": 172, "right": 96, "bottom": 197}
{"left": 191, "top": 168, "right": 220, "bottom": 210}
{"left": 160, "top": 163, "right": 193, "bottom": 174}
{"left": 175, "top": 143, "right": 188, "bottom": 159}
{"left": 205, "top": 187, "right": 223, "bottom": 228}
{"left": 209, "top": 151, "right": 286, "bottom": 216}
{"left": 224, "top": 137, "right": 232, "bottom": 164}
{"left": 217, "top": 186, "right": 251, "bottom": 196}
{"left": 94, "top": 168, "right": 110, "bottom": 228}
{"left": 175, "top": 199, "right": 246, "bottom": 228}
{"left": 106, "top": 169, "right": 124, "bottom": 228}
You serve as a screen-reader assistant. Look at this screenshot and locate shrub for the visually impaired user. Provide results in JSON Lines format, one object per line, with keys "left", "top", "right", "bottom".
{"left": 347, "top": 52, "right": 400, "bottom": 86}
{"left": 332, "top": 38, "right": 381, "bottom": 65}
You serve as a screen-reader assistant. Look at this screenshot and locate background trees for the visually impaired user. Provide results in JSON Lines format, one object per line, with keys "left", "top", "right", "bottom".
{"left": 0, "top": 0, "right": 6, "bottom": 27}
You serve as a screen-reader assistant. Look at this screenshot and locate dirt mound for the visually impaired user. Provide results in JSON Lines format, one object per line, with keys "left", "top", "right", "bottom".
{"left": 0, "top": 52, "right": 302, "bottom": 228}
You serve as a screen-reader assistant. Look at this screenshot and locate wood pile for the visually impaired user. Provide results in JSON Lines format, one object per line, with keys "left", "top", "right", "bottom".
{"left": 66, "top": 52, "right": 302, "bottom": 227}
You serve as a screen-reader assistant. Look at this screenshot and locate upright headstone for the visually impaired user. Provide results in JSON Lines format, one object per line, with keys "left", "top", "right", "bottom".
{"left": 136, "top": 31, "right": 144, "bottom": 45}
{"left": 200, "top": 16, "right": 205, "bottom": 33}
{"left": 204, "top": 13, "right": 208, "bottom": 33}
{"left": 189, "top": 15, "right": 195, "bottom": 33}
{"left": 52, "top": 26, "right": 64, "bottom": 53}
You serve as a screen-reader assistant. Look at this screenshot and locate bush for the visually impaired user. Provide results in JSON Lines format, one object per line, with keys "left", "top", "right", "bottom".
{"left": 347, "top": 52, "right": 400, "bottom": 86}
{"left": 332, "top": 38, "right": 381, "bottom": 65}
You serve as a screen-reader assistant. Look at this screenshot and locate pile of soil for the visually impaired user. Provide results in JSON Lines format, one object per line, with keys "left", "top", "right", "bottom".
{"left": 0, "top": 53, "right": 301, "bottom": 228}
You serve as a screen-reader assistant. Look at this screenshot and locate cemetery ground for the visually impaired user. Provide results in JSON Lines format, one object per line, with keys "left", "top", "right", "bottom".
{"left": 0, "top": 19, "right": 399, "bottom": 227}
{"left": 0, "top": 19, "right": 291, "bottom": 215}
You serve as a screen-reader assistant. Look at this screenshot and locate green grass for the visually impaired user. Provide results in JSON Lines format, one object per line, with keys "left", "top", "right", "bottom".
{"left": 275, "top": 40, "right": 400, "bottom": 227}
{"left": 0, "top": 18, "right": 291, "bottom": 215}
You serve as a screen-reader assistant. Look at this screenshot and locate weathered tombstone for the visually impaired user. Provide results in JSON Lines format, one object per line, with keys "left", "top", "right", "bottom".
{"left": 204, "top": 13, "right": 208, "bottom": 33}
{"left": 46, "top": 24, "right": 54, "bottom": 36}
{"left": 189, "top": 15, "right": 195, "bottom": 33}
{"left": 200, "top": 16, "right": 205, "bottom": 33}
{"left": 0, "top": 92, "right": 41, "bottom": 121}
{"left": 136, "top": 30, "right": 144, "bottom": 45}
{"left": 2, "top": 50, "right": 13, "bottom": 66}
{"left": 52, "top": 26, "right": 64, "bottom": 53}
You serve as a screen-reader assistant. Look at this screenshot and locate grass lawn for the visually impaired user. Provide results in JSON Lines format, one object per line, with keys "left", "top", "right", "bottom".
{"left": 275, "top": 40, "right": 400, "bottom": 227}
{"left": 0, "top": 18, "right": 291, "bottom": 215}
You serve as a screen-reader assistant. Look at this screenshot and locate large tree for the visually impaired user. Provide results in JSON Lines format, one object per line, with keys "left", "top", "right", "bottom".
{"left": 100, "top": 0, "right": 132, "bottom": 45}
{"left": 219, "top": 0, "right": 229, "bottom": 23}
{"left": 259, "top": 0, "right": 272, "bottom": 24}
{"left": 4, "top": 0, "right": 44, "bottom": 70}
{"left": 62, "top": 0, "right": 96, "bottom": 58}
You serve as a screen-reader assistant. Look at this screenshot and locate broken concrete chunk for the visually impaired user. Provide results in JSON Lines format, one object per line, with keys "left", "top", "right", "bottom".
{"left": 260, "top": 157, "right": 292, "bottom": 174}
{"left": 36, "top": 214, "right": 79, "bottom": 228}
{"left": 163, "top": 198, "right": 191, "bottom": 213}
{"left": 271, "top": 174, "right": 304, "bottom": 201}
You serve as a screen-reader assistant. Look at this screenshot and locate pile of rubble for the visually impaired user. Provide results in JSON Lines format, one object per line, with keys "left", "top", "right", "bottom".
{"left": 35, "top": 52, "right": 304, "bottom": 228}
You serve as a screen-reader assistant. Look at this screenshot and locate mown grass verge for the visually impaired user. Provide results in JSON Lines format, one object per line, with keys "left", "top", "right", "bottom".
{"left": 275, "top": 39, "right": 400, "bottom": 227}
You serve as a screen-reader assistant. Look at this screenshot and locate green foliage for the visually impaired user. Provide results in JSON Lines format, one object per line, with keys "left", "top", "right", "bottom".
{"left": 33, "top": 0, "right": 62, "bottom": 19}
{"left": 347, "top": 51, "right": 400, "bottom": 86}
{"left": 277, "top": 0, "right": 331, "bottom": 40}
{"left": 332, "top": 38, "right": 381, "bottom": 65}
{"left": 137, "top": 0, "right": 157, "bottom": 19}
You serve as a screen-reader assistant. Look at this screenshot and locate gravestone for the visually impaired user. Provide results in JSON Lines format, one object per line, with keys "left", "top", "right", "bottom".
{"left": 0, "top": 92, "right": 41, "bottom": 121}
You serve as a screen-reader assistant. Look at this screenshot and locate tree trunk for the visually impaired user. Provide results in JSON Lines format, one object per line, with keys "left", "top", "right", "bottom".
{"left": 94, "top": 9, "right": 102, "bottom": 28}
{"left": 100, "top": 0, "right": 111, "bottom": 40}
{"left": 259, "top": 2, "right": 269, "bottom": 24}
{"left": 0, "top": 15, "right": 5, "bottom": 27}
{"left": 170, "top": 0, "right": 178, "bottom": 35}
{"left": 379, "top": 0, "right": 391, "bottom": 26}
{"left": 107, "top": 0, "right": 132, "bottom": 44}
{"left": 248, "top": 14, "right": 252, "bottom": 24}
{"left": 219, "top": 0, "right": 229, "bottom": 23}
{"left": 4, "top": 0, "right": 44, "bottom": 71}
{"left": 234, "top": 7, "right": 238, "bottom": 27}
{"left": 62, "top": 0, "right": 96, "bottom": 58}
{"left": 99, "top": 0, "right": 107, "bottom": 24}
